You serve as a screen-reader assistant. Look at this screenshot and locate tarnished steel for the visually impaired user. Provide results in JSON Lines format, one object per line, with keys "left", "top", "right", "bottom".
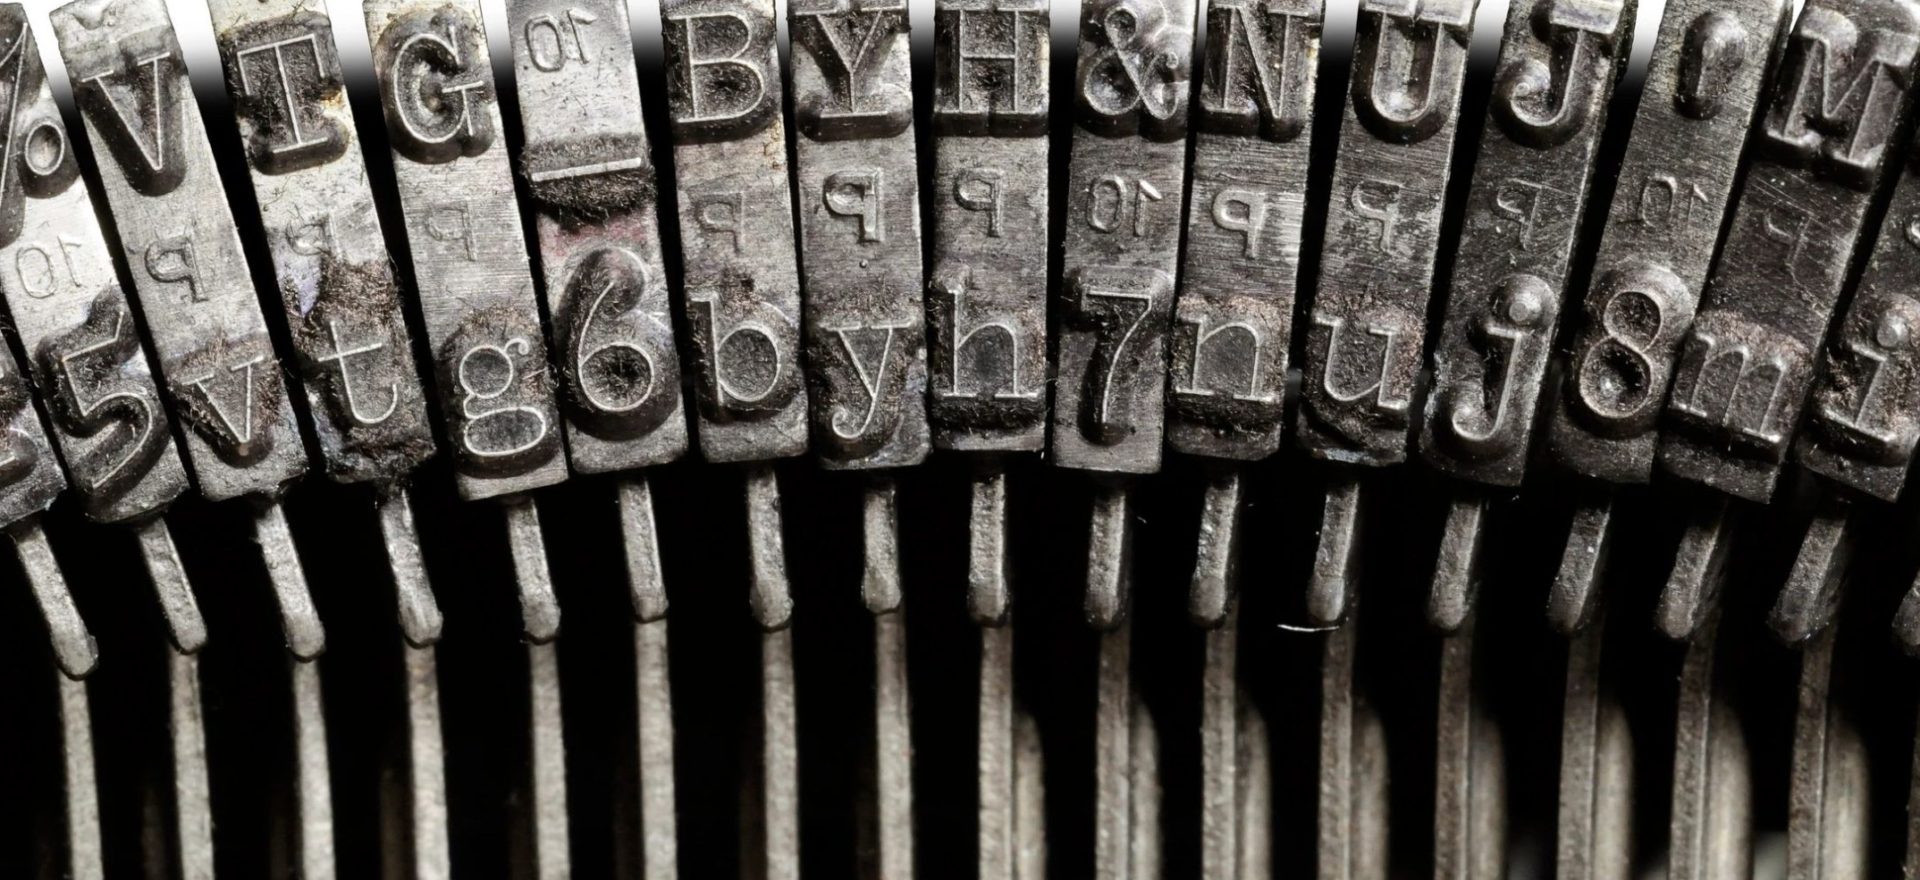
{"left": 365, "top": 0, "right": 568, "bottom": 502}
{"left": 1546, "top": 0, "right": 1792, "bottom": 484}
{"left": 789, "top": 0, "right": 929, "bottom": 469}
{"left": 508, "top": 0, "right": 688, "bottom": 475}
{"left": 1169, "top": 0, "right": 1319, "bottom": 462}
{"left": 1667, "top": 619, "right": 1752, "bottom": 880}
{"left": 1294, "top": 0, "right": 1477, "bottom": 468}
{"left": 207, "top": 0, "right": 436, "bottom": 488}
{"left": 658, "top": 0, "right": 808, "bottom": 464}
{"left": 1053, "top": 0, "right": 1196, "bottom": 474}
{"left": 1420, "top": 0, "right": 1633, "bottom": 487}
{"left": 1658, "top": 0, "right": 1920, "bottom": 503}
{"left": 51, "top": 0, "right": 308, "bottom": 503}
{"left": 1784, "top": 629, "right": 1868, "bottom": 880}
{"left": 1318, "top": 620, "right": 1389, "bottom": 880}
{"left": 1554, "top": 618, "right": 1632, "bottom": 880}
{"left": 928, "top": 0, "right": 1050, "bottom": 453}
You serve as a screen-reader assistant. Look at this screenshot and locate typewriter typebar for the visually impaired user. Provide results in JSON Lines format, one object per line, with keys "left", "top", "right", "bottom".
{"left": 1546, "top": 0, "right": 1794, "bottom": 485}
{"left": 0, "top": 7, "right": 188, "bottom": 525}
{"left": 206, "top": 0, "right": 436, "bottom": 490}
{"left": 1420, "top": 0, "right": 1633, "bottom": 488}
{"left": 1171, "top": 4, "right": 1322, "bottom": 879}
{"left": 1057, "top": 0, "right": 1197, "bottom": 876}
{"left": 1420, "top": 0, "right": 1633, "bottom": 629}
{"left": 1659, "top": 0, "right": 1920, "bottom": 503}
{"left": 927, "top": 0, "right": 1049, "bottom": 456}
{"left": 928, "top": 1, "right": 1053, "bottom": 877}
{"left": 790, "top": 0, "right": 929, "bottom": 470}
{"left": 1053, "top": 0, "right": 1194, "bottom": 476}
{"left": 508, "top": 0, "right": 688, "bottom": 476}
{"left": 366, "top": 1, "right": 578, "bottom": 875}
{"left": 661, "top": 0, "right": 809, "bottom": 465}
{"left": 51, "top": 0, "right": 307, "bottom": 504}
{"left": 1798, "top": 135, "right": 1920, "bottom": 503}
{"left": 365, "top": 0, "right": 567, "bottom": 502}
{"left": 929, "top": 0, "right": 1052, "bottom": 457}
{"left": 1295, "top": 0, "right": 1476, "bottom": 469}
{"left": 1170, "top": 0, "right": 1319, "bottom": 463}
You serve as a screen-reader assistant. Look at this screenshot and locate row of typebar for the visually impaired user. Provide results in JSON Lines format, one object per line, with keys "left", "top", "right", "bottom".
{"left": 12, "top": 0, "right": 1920, "bottom": 877}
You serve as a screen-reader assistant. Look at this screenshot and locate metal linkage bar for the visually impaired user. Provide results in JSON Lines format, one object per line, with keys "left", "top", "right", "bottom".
{"left": 362, "top": 1, "right": 575, "bottom": 872}
{"left": 651, "top": 0, "right": 806, "bottom": 867}
{"left": 48, "top": 0, "right": 344, "bottom": 873}
{"left": 924, "top": 0, "right": 1051, "bottom": 874}
{"left": 1413, "top": 3, "right": 1633, "bottom": 874}
{"left": 1318, "top": 619, "right": 1387, "bottom": 880}
{"left": 501, "top": 2, "right": 694, "bottom": 874}
{"left": 201, "top": 1, "right": 452, "bottom": 869}
{"left": 1055, "top": 0, "right": 1196, "bottom": 872}
{"left": 1172, "top": 4, "right": 1321, "bottom": 872}
{"left": 1553, "top": 613, "right": 1631, "bottom": 880}
{"left": 1783, "top": 587, "right": 1868, "bottom": 879}
{"left": 1668, "top": 617, "right": 1751, "bottom": 880}
{"left": 784, "top": 0, "right": 929, "bottom": 872}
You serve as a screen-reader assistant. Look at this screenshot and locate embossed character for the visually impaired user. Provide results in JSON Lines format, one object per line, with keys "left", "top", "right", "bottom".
{"left": 71, "top": 33, "right": 186, "bottom": 195}
{"left": 792, "top": 0, "right": 912, "bottom": 139}
{"left": 1763, "top": 3, "right": 1920, "bottom": 187}
{"left": 376, "top": 7, "right": 495, "bottom": 164}
{"left": 224, "top": 14, "right": 348, "bottom": 174}
{"left": 1198, "top": 0, "right": 1316, "bottom": 139}
{"left": 1491, "top": 0, "right": 1624, "bottom": 147}
{"left": 1440, "top": 273, "right": 1554, "bottom": 458}
{"left": 665, "top": 3, "right": 778, "bottom": 140}
{"left": 1076, "top": 0, "right": 1192, "bottom": 139}
{"left": 0, "top": 10, "right": 79, "bottom": 249}
{"left": 1351, "top": 0, "right": 1474, "bottom": 143}
{"left": 933, "top": 0, "right": 1048, "bottom": 134}
{"left": 40, "top": 292, "right": 165, "bottom": 498}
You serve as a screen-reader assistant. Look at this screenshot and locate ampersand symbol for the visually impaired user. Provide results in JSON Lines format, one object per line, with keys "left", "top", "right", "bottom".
{"left": 1075, "top": 0, "right": 1190, "bottom": 139}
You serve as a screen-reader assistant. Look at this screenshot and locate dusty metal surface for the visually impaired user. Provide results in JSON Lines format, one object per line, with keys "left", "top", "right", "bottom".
{"left": 507, "top": 0, "right": 687, "bottom": 476}
{"left": 51, "top": 0, "right": 308, "bottom": 504}
{"left": 364, "top": 0, "right": 567, "bottom": 502}
{"left": 1658, "top": 0, "right": 1920, "bottom": 503}
{"left": 207, "top": 0, "right": 436, "bottom": 488}
{"left": 1053, "top": 0, "right": 1194, "bottom": 476}
{"left": 1169, "top": 0, "right": 1319, "bottom": 463}
{"left": 1294, "top": 0, "right": 1476, "bottom": 469}
{"left": 658, "top": 0, "right": 808, "bottom": 465}
{"left": 1546, "top": 0, "right": 1792, "bottom": 485}
{"left": 789, "top": 0, "right": 929, "bottom": 470}
{"left": 927, "top": 0, "right": 1049, "bottom": 455}
{"left": 1420, "top": 0, "right": 1633, "bottom": 488}
{"left": 0, "top": 5, "right": 187, "bottom": 525}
